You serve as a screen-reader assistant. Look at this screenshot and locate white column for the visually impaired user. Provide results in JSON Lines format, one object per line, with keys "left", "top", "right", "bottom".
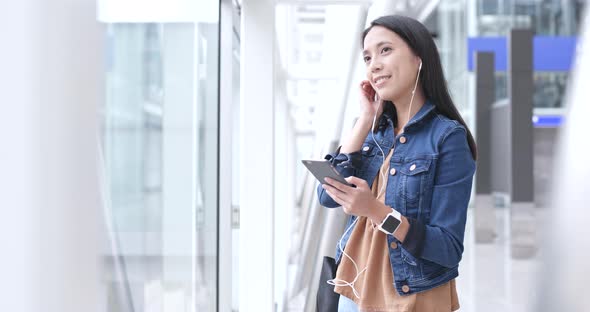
{"left": 36, "top": 0, "right": 104, "bottom": 310}
{"left": 0, "top": 0, "right": 103, "bottom": 311}
{"left": 274, "top": 58, "right": 291, "bottom": 312}
{"left": 0, "top": 2, "right": 36, "bottom": 311}
{"left": 239, "top": 0, "right": 275, "bottom": 311}
{"left": 536, "top": 11, "right": 590, "bottom": 311}
{"left": 219, "top": 0, "right": 236, "bottom": 311}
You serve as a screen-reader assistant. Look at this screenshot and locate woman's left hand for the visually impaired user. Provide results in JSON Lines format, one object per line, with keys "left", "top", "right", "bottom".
{"left": 322, "top": 176, "right": 378, "bottom": 218}
{"left": 323, "top": 176, "right": 410, "bottom": 242}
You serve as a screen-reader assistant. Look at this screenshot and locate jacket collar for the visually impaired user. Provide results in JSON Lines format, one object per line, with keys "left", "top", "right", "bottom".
{"left": 377, "top": 100, "right": 436, "bottom": 134}
{"left": 404, "top": 100, "right": 435, "bottom": 130}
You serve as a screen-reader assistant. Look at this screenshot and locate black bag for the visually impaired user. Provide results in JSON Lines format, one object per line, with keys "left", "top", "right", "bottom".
{"left": 316, "top": 256, "right": 340, "bottom": 312}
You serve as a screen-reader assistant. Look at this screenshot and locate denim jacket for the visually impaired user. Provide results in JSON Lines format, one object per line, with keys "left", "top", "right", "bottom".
{"left": 317, "top": 100, "right": 476, "bottom": 296}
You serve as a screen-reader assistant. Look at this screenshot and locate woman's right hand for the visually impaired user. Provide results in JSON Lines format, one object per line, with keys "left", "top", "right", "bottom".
{"left": 359, "top": 80, "right": 384, "bottom": 120}
{"left": 339, "top": 81, "right": 382, "bottom": 154}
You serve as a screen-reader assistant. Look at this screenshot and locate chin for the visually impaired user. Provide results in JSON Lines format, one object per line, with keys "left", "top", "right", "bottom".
{"left": 377, "top": 89, "right": 397, "bottom": 102}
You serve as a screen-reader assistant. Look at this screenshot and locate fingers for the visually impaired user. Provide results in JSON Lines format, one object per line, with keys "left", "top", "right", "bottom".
{"left": 323, "top": 186, "right": 354, "bottom": 215}
{"left": 344, "top": 176, "right": 367, "bottom": 187}
{"left": 322, "top": 182, "right": 349, "bottom": 199}
{"left": 360, "top": 80, "right": 375, "bottom": 99}
{"left": 323, "top": 177, "right": 372, "bottom": 216}
{"left": 324, "top": 177, "right": 354, "bottom": 193}
{"left": 322, "top": 184, "right": 347, "bottom": 207}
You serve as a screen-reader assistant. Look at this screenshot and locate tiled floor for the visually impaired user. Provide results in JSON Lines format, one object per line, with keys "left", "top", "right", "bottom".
{"left": 456, "top": 208, "right": 541, "bottom": 312}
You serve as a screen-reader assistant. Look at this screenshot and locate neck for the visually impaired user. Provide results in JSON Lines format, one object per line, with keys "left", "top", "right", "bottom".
{"left": 393, "top": 87, "right": 426, "bottom": 132}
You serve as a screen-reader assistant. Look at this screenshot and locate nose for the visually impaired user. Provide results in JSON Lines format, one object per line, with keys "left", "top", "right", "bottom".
{"left": 369, "top": 59, "right": 382, "bottom": 73}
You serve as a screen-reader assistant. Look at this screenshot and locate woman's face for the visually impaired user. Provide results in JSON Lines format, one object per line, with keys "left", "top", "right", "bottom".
{"left": 363, "top": 26, "right": 421, "bottom": 102}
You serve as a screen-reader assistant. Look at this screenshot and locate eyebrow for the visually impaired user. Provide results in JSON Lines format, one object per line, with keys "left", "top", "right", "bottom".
{"left": 363, "top": 41, "right": 393, "bottom": 55}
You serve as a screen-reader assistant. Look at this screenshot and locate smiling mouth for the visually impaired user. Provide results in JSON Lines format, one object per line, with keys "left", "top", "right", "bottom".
{"left": 374, "top": 76, "right": 391, "bottom": 88}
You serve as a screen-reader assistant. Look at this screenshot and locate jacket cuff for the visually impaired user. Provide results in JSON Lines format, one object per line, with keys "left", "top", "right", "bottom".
{"left": 323, "top": 146, "right": 361, "bottom": 178}
{"left": 401, "top": 218, "right": 426, "bottom": 258}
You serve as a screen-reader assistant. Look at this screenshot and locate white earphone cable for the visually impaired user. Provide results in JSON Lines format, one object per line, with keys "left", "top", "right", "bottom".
{"left": 326, "top": 217, "right": 366, "bottom": 299}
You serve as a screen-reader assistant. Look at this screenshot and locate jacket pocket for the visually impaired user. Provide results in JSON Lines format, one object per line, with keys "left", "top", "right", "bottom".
{"left": 398, "top": 157, "right": 432, "bottom": 202}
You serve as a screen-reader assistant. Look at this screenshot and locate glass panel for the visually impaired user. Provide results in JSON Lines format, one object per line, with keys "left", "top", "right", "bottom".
{"left": 436, "top": 1, "right": 468, "bottom": 111}
{"left": 100, "top": 20, "right": 219, "bottom": 312}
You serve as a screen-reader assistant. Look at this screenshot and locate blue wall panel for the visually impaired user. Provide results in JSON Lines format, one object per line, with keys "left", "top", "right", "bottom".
{"left": 467, "top": 36, "right": 577, "bottom": 72}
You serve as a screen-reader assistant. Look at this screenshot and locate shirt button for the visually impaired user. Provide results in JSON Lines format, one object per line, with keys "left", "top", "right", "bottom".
{"left": 399, "top": 136, "right": 407, "bottom": 144}
{"left": 389, "top": 168, "right": 396, "bottom": 175}
{"left": 362, "top": 146, "right": 370, "bottom": 152}
{"left": 402, "top": 285, "right": 410, "bottom": 293}
{"left": 390, "top": 242, "right": 398, "bottom": 249}
{"left": 409, "top": 164, "right": 416, "bottom": 171}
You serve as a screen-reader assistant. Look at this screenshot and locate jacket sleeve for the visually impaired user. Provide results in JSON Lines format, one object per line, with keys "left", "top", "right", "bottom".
{"left": 316, "top": 146, "right": 363, "bottom": 208}
{"left": 401, "top": 126, "right": 476, "bottom": 268}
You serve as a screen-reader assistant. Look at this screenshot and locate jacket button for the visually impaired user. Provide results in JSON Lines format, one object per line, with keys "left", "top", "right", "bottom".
{"left": 390, "top": 242, "right": 398, "bottom": 249}
{"left": 409, "top": 164, "right": 416, "bottom": 171}
{"left": 389, "top": 168, "right": 396, "bottom": 175}
{"left": 362, "top": 146, "right": 370, "bottom": 151}
{"left": 402, "top": 285, "right": 410, "bottom": 293}
{"left": 399, "top": 136, "right": 407, "bottom": 144}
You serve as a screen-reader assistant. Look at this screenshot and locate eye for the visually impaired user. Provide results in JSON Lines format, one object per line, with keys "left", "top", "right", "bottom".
{"left": 381, "top": 47, "right": 392, "bottom": 53}
{"left": 363, "top": 55, "right": 371, "bottom": 63}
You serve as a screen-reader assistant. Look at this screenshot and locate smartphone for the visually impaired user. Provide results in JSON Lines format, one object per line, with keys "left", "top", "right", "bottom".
{"left": 301, "top": 159, "right": 354, "bottom": 187}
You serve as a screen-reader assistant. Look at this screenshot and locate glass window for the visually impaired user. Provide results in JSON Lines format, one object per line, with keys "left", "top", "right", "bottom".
{"left": 100, "top": 21, "right": 219, "bottom": 312}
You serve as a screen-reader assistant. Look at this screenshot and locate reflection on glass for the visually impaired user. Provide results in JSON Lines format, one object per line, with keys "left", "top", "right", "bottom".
{"left": 100, "top": 22, "right": 219, "bottom": 312}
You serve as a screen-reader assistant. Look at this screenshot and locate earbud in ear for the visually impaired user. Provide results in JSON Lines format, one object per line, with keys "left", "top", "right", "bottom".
{"left": 419, "top": 60, "right": 423, "bottom": 71}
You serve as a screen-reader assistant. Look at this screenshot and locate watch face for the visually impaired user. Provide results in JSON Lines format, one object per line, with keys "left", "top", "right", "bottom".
{"left": 382, "top": 215, "right": 401, "bottom": 233}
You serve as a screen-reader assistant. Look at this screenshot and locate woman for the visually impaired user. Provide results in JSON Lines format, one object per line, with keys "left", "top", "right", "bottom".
{"left": 317, "top": 15, "right": 477, "bottom": 312}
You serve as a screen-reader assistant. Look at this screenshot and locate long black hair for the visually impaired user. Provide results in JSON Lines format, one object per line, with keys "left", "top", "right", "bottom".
{"left": 362, "top": 15, "right": 477, "bottom": 160}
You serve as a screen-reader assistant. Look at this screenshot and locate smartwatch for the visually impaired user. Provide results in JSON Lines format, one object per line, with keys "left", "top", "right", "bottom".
{"left": 378, "top": 208, "right": 402, "bottom": 235}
